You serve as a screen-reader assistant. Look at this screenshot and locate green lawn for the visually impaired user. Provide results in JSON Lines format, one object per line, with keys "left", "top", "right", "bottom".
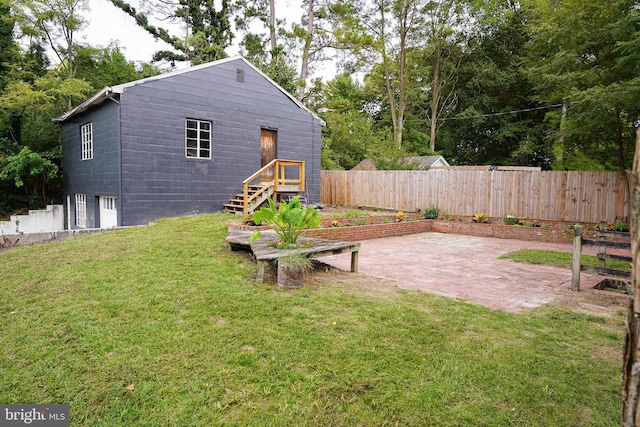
{"left": 500, "top": 249, "right": 632, "bottom": 271}
{"left": 0, "top": 214, "right": 625, "bottom": 426}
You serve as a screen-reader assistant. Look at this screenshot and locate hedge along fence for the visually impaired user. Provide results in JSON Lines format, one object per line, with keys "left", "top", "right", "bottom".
{"left": 320, "top": 170, "right": 629, "bottom": 224}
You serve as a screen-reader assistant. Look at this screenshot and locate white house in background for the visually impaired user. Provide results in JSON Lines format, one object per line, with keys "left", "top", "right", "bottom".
{"left": 351, "top": 155, "right": 450, "bottom": 171}
{"left": 403, "top": 156, "right": 450, "bottom": 169}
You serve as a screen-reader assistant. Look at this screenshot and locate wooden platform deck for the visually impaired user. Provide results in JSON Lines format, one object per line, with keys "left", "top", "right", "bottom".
{"left": 225, "top": 230, "right": 361, "bottom": 282}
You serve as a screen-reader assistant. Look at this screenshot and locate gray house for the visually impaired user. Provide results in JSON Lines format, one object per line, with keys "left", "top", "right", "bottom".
{"left": 55, "top": 56, "right": 324, "bottom": 229}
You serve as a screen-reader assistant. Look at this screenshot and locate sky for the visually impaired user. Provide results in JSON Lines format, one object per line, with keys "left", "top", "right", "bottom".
{"left": 81, "top": 0, "right": 190, "bottom": 69}
{"left": 79, "top": 0, "right": 337, "bottom": 80}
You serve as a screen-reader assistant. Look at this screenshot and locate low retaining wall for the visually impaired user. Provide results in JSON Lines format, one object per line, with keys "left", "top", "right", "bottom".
{"left": 230, "top": 217, "right": 604, "bottom": 244}
{"left": 305, "top": 220, "right": 433, "bottom": 242}
{"left": 428, "top": 221, "right": 583, "bottom": 243}
{"left": 0, "top": 205, "right": 64, "bottom": 234}
{"left": 0, "top": 229, "right": 99, "bottom": 250}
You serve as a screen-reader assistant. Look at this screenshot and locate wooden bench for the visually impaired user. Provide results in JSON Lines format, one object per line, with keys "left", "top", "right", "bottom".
{"left": 226, "top": 230, "right": 361, "bottom": 282}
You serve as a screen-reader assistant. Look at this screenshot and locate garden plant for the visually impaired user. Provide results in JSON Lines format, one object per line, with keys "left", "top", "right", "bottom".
{"left": 249, "top": 196, "right": 320, "bottom": 248}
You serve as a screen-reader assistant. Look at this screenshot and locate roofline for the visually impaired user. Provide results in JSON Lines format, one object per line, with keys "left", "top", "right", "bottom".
{"left": 53, "top": 56, "right": 325, "bottom": 126}
{"left": 52, "top": 86, "right": 114, "bottom": 122}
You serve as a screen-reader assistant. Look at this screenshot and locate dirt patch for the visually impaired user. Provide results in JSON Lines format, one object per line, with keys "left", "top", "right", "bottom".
{"left": 305, "top": 263, "right": 407, "bottom": 299}
{"left": 553, "top": 288, "right": 629, "bottom": 318}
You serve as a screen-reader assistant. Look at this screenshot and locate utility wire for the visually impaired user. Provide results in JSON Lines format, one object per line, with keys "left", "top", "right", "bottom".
{"left": 437, "top": 103, "right": 565, "bottom": 121}
{"left": 372, "top": 103, "right": 564, "bottom": 123}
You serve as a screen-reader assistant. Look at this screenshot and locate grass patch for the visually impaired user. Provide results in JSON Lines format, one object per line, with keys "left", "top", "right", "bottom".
{"left": 324, "top": 209, "right": 372, "bottom": 219}
{"left": 0, "top": 215, "right": 624, "bottom": 426}
{"left": 500, "top": 249, "right": 631, "bottom": 271}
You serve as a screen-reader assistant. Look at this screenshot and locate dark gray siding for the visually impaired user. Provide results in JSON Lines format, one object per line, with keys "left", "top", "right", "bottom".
{"left": 118, "top": 58, "right": 322, "bottom": 226}
{"left": 61, "top": 100, "right": 121, "bottom": 228}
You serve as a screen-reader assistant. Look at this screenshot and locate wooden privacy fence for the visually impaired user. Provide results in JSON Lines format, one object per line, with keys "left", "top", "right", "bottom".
{"left": 320, "top": 170, "right": 628, "bottom": 224}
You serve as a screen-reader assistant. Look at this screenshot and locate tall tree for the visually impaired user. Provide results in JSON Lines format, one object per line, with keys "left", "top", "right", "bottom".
{"left": 419, "top": 0, "right": 465, "bottom": 152}
{"left": 15, "top": 0, "right": 88, "bottom": 79}
{"left": 0, "top": 0, "right": 19, "bottom": 92}
{"left": 74, "top": 43, "right": 160, "bottom": 90}
{"left": 435, "top": 1, "right": 552, "bottom": 167}
{"left": 523, "top": 0, "right": 639, "bottom": 172}
{"left": 108, "top": 0, "right": 233, "bottom": 64}
{"left": 351, "top": 0, "right": 424, "bottom": 149}
{"left": 291, "top": 0, "right": 372, "bottom": 101}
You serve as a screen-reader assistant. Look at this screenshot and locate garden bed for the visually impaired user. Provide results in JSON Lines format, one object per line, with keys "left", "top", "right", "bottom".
{"left": 228, "top": 209, "right": 627, "bottom": 243}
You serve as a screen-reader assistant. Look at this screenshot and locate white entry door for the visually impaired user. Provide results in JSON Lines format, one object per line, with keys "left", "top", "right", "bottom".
{"left": 99, "top": 196, "right": 118, "bottom": 229}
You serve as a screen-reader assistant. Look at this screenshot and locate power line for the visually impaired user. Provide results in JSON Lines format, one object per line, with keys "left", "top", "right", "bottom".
{"left": 374, "top": 103, "right": 565, "bottom": 123}
{"left": 438, "top": 103, "right": 565, "bottom": 121}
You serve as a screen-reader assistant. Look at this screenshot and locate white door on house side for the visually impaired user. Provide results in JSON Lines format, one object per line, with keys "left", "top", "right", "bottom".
{"left": 99, "top": 196, "right": 118, "bottom": 229}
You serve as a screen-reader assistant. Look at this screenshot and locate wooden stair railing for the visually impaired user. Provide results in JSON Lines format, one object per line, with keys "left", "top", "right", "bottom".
{"left": 224, "top": 159, "right": 305, "bottom": 215}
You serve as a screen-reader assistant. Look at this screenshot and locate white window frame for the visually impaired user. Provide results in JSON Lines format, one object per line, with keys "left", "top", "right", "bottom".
{"left": 80, "top": 123, "right": 93, "bottom": 160}
{"left": 75, "top": 194, "right": 86, "bottom": 228}
{"left": 185, "top": 119, "right": 212, "bottom": 159}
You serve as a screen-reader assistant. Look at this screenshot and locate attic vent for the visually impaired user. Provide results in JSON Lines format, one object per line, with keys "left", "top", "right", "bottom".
{"left": 236, "top": 68, "right": 244, "bottom": 83}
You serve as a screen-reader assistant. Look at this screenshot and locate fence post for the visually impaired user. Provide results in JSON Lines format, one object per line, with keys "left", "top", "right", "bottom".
{"left": 598, "top": 220, "right": 607, "bottom": 268}
{"left": 571, "top": 224, "right": 583, "bottom": 291}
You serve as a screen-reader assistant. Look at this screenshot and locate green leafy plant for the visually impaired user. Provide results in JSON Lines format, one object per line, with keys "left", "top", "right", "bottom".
{"left": 424, "top": 204, "right": 440, "bottom": 219}
{"left": 473, "top": 213, "right": 488, "bottom": 223}
{"left": 354, "top": 219, "right": 368, "bottom": 226}
{"left": 249, "top": 196, "right": 320, "bottom": 248}
{"left": 613, "top": 221, "right": 629, "bottom": 232}
{"left": 504, "top": 214, "right": 519, "bottom": 226}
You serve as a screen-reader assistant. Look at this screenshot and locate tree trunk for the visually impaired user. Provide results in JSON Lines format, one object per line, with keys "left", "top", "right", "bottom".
{"left": 297, "top": 0, "right": 314, "bottom": 101}
{"left": 621, "top": 127, "right": 640, "bottom": 426}
{"left": 379, "top": 0, "right": 400, "bottom": 148}
{"left": 429, "top": 46, "right": 441, "bottom": 153}
{"left": 269, "top": 0, "right": 276, "bottom": 59}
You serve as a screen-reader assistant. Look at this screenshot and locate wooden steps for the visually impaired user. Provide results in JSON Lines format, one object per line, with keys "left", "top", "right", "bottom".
{"left": 224, "top": 184, "right": 274, "bottom": 215}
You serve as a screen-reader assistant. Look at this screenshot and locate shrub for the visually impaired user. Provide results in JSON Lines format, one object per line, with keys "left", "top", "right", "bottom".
{"left": 424, "top": 204, "right": 440, "bottom": 219}
{"left": 614, "top": 221, "right": 629, "bottom": 232}
{"left": 473, "top": 213, "right": 488, "bottom": 223}
{"left": 504, "top": 214, "right": 519, "bottom": 226}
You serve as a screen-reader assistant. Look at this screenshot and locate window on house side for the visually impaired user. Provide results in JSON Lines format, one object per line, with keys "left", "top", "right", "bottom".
{"left": 80, "top": 123, "right": 93, "bottom": 160}
{"left": 75, "top": 194, "right": 86, "bottom": 227}
{"left": 185, "top": 119, "right": 212, "bottom": 159}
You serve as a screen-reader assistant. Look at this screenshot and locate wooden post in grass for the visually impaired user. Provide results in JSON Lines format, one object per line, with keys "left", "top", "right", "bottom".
{"left": 621, "top": 127, "right": 640, "bottom": 426}
{"left": 599, "top": 220, "right": 608, "bottom": 269}
{"left": 571, "top": 224, "right": 582, "bottom": 291}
